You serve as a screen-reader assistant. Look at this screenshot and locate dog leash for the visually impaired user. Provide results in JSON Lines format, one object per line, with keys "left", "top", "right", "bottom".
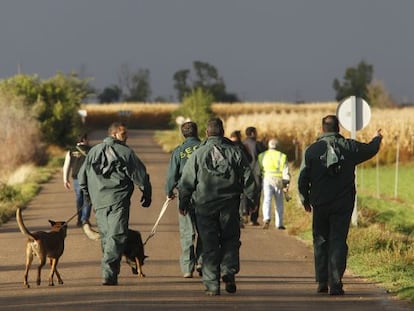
{"left": 65, "top": 210, "right": 79, "bottom": 224}
{"left": 66, "top": 198, "right": 172, "bottom": 243}
{"left": 65, "top": 203, "right": 86, "bottom": 224}
{"left": 143, "top": 197, "right": 172, "bottom": 245}
{"left": 65, "top": 208, "right": 100, "bottom": 240}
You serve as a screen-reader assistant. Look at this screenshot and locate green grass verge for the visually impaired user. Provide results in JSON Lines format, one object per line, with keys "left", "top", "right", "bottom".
{"left": 0, "top": 163, "right": 59, "bottom": 226}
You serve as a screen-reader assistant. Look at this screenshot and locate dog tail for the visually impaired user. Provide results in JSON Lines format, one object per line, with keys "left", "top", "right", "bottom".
{"left": 82, "top": 223, "right": 100, "bottom": 241}
{"left": 16, "top": 208, "right": 36, "bottom": 241}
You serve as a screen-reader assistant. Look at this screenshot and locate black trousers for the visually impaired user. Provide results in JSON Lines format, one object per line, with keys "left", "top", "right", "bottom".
{"left": 312, "top": 191, "right": 354, "bottom": 287}
{"left": 249, "top": 191, "right": 261, "bottom": 223}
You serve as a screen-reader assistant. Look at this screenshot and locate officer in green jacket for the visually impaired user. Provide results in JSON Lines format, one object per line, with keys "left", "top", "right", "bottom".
{"left": 298, "top": 115, "right": 382, "bottom": 295}
{"left": 165, "top": 121, "right": 202, "bottom": 278}
{"left": 179, "top": 117, "right": 257, "bottom": 296}
{"left": 78, "top": 122, "right": 152, "bottom": 286}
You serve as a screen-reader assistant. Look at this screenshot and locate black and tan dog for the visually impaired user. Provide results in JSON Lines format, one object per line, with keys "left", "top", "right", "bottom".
{"left": 82, "top": 223, "right": 147, "bottom": 278}
{"left": 16, "top": 208, "right": 67, "bottom": 288}
{"left": 124, "top": 229, "right": 147, "bottom": 277}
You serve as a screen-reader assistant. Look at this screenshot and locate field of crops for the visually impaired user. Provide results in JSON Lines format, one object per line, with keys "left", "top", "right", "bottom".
{"left": 83, "top": 102, "right": 414, "bottom": 165}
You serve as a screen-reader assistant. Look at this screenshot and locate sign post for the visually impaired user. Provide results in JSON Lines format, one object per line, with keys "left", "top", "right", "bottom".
{"left": 336, "top": 96, "right": 371, "bottom": 226}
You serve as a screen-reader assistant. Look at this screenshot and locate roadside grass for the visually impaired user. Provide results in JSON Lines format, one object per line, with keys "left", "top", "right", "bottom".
{"left": 357, "top": 162, "right": 414, "bottom": 206}
{"left": 0, "top": 162, "right": 61, "bottom": 225}
{"left": 347, "top": 224, "right": 414, "bottom": 300}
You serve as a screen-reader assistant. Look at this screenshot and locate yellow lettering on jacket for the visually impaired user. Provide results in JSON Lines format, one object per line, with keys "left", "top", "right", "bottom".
{"left": 180, "top": 145, "right": 198, "bottom": 159}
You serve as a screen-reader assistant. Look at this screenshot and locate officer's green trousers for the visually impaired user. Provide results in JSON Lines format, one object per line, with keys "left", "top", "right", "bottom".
{"left": 95, "top": 200, "right": 130, "bottom": 283}
{"left": 196, "top": 201, "right": 241, "bottom": 292}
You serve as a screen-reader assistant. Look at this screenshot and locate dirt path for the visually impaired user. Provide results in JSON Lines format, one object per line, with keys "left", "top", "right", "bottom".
{"left": 0, "top": 129, "right": 412, "bottom": 311}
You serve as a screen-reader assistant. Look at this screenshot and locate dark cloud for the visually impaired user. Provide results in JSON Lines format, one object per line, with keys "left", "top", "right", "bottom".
{"left": 1, "top": 0, "right": 413, "bottom": 102}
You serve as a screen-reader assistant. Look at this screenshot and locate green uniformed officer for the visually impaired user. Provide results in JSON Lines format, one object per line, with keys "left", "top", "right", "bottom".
{"left": 179, "top": 117, "right": 257, "bottom": 296}
{"left": 165, "top": 121, "right": 202, "bottom": 278}
{"left": 298, "top": 115, "right": 382, "bottom": 295}
{"left": 78, "top": 122, "right": 152, "bottom": 286}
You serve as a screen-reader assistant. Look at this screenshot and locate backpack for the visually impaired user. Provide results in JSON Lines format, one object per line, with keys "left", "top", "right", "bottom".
{"left": 320, "top": 139, "right": 344, "bottom": 176}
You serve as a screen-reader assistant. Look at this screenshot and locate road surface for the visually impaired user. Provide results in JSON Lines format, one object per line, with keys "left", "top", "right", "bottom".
{"left": 0, "top": 129, "right": 412, "bottom": 311}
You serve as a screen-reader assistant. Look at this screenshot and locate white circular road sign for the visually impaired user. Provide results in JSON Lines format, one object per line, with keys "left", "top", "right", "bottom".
{"left": 336, "top": 96, "right": 371, "bottom": 132}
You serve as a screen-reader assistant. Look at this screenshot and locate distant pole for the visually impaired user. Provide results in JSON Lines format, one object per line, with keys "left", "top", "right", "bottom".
{"left": 376, "top": 155, "right": 380, "bottom": 198}
{"left": 394, "top": 135, "right": 400, "bottom": 198}
{"left": 351, "top": 97, "right": 358, "bottom": 226}
{"left": 337, "top": 95, "right": 371, "bottom": 227}
{"left": 359, "top": 164, "right": 364, "bottom": 191}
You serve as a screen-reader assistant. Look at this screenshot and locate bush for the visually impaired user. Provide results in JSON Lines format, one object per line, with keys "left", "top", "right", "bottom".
{"left": 0, "top": 73, "right": 92, "bottom": 147}
{"left": 172, "top": 88, "right": 214, "bottom": 139}
{"left": 0, "top": 90, "right": 42, "bottom": 177}
{"left": 0, "top": 183, "right": 20, "bottom": 202}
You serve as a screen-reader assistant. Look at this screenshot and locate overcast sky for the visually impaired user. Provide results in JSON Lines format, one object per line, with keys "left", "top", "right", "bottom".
{"left": 1, "top": 0, "right": 413, "bottom": 102}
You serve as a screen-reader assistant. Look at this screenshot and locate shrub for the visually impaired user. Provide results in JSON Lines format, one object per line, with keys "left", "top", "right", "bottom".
{"left": 172, "top": 88, "right": 214, "bottom": 139}
{"left": 0, "top": 73, "right": 92, "bottom": 147}
{"left": 0, "top": 90, "right": 42, "bottom": 177}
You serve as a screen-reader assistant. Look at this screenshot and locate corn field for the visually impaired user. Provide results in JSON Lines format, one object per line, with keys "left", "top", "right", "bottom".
{"left": 221, "top": 103, "right": 414, "bottom": 165}
{"left": 83, "top": 102, "right": 414, "bottom": 165}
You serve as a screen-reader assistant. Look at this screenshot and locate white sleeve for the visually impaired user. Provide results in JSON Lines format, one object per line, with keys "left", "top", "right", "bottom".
{"left": 62, "top": 152, "right": 71, "bottom": 183}
{"left": 282, "top": 162, "right": 290, "bottom": 181}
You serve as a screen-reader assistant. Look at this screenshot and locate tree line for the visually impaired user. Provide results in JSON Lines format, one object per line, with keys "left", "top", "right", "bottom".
{"left": 97, "top": 59, "right": 395, "bottom": 108}
{"left": 0, "top": 59, "right": 394, "bottom": 151}
{"left": 98, "top": 60, "right": 239, "bottom": 103}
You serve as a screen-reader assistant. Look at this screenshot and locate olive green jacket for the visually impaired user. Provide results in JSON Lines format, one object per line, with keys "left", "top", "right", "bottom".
{"left": 78, "top": 136, "right": 151, "bottom": 209}
{"left": 178, "top": 136, "right": 257, "bottom": 215}
{"left": 298, "top": 132, "right": 381, "bottom": 206}
{"left": 165, "top": 136, "right": 200, "bottom": 197}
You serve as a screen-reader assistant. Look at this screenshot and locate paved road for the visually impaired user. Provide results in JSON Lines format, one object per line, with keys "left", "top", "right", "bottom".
{"left": 0, "top": 130, "right": 412, "bottom": 311}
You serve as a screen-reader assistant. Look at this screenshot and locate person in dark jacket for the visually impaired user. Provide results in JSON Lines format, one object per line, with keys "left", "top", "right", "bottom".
{"left": 179, "top": 118, "right": 257, "bottom": 296}
{"left": 230, "top": 130, "right": 252, "bottom": 228}
{"left": 78, "top": 122, "right": 152, "bottom": 286}
{"left": 165, "top": 121, "right": 202, "bottom": 278}
{"left": 63, "top": 133, "right": 91, "bottom": 226}
{"left": 243, "top": 126, "right": 266, "bottom": 225}
{"left": 298, "top": 115, "right": 382, "bottom": 295}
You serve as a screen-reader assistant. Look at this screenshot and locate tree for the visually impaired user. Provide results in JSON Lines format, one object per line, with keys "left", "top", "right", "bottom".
{"left": 173, "top": 61, "right": 239, "bottom": 102}
{"left": 37, "top": 72, "right": 93, "bottom": 146}
{"left": 118, "top": 63, "right": 132, "bottom": 97}
{"left": 0, "top": 89, "right": 42, "bottom": 173}
{"left": 173, "top": 69, "right": 191, "bottom": 101}
{"left": 172, "top": 88, "right": 214, "bottom": 138}
{"left": 98, "top": 85, "right": 122, "bottom": 103}
{"left": 193, "top": 61, "right": 220, "bottom": 88}
{"left": 366, "top": 80, "right": 395, "bottom": 108}
{"left": 0, "top": 73, "right": 92, "bottom": 147}
{"left": 126, "top": 69, "right": 152, "bottom": 102}
{"left": 117, "top": 64, "right": 152, "bottom": 102}
{"left": 332, "top": 60, "right": 373, "bottom": 101}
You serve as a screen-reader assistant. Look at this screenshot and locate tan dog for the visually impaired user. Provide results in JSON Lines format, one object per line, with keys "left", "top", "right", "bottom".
{"left": 16, "top": 208, "right": 67, "bottom": 288}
